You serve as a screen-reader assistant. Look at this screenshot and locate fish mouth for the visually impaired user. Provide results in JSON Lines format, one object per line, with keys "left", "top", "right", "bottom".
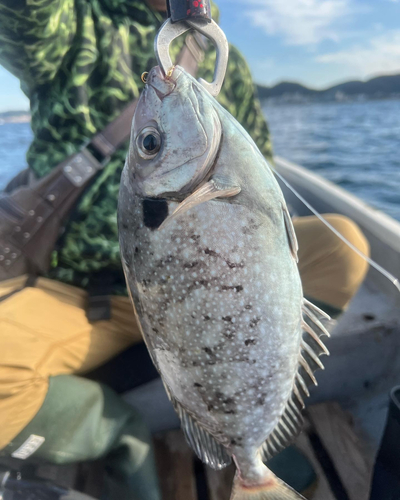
{"left": 146, "top": 66, "right": 177, "bottom": 100}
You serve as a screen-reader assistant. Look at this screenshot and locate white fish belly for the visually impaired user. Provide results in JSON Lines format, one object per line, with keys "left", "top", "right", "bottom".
{"left": 128, "top": 198, "right": 303, "bottom": 449}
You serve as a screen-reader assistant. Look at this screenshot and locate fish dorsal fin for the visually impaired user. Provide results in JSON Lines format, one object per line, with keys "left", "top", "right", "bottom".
{"left": 261, "top": 299, "right": 329, "bottom": 461}
{"left": 163, "top": 384, "right": 232, "bottom": 470}
{"left": 261, "top": 394, "right": 304, "bottom": 461}
{"left": 282, "top": 205, "right": 299, "bottom": 262}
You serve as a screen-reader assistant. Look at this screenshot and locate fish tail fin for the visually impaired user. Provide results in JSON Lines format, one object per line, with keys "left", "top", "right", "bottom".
{"left": 230, "top": 471, "right": 306, "bottom": 500}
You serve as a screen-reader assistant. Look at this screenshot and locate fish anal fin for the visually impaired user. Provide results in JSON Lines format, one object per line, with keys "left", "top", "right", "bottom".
{"left": 282, "top": 205, "right": 299, "bottom": 262}
{"left": 172, "top": 399, "right": 231, "bottom": 470}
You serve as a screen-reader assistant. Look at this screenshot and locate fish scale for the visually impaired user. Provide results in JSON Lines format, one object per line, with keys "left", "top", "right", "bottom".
{"left": 118, "top": 65, "right": 329, "bottom": 500}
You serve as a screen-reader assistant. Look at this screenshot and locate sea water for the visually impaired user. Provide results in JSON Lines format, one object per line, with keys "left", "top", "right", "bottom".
{"left": 1, "top": 98, "right": 400, "bottom": 220}
{"left": 263, "top": 98, "right": 400, "bottom": 221}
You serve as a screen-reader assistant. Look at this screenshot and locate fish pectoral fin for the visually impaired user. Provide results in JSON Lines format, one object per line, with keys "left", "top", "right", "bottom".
{"left": 282, "top": 205, "right": 299, "bottom": 262}
{"left": 158, "top": 178, "right": 241, "bottom": 230}
{"left": 172, "top": 399, "right": 231, "bottom": 470}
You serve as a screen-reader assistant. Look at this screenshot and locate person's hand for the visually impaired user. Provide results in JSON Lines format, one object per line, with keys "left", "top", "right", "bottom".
{"left": 146, "top": 0, "right": 167, "bottom": 12}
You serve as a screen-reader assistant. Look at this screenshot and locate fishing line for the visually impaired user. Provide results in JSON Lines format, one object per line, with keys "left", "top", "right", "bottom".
{"left": 270, "top": 165, "right": 400, "bottom": 293}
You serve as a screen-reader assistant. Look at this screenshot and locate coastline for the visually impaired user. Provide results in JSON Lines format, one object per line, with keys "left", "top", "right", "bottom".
{"left": 0, "top": 115, "right": 31, "bottom": 125}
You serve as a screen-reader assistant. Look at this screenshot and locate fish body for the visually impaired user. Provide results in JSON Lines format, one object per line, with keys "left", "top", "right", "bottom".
{"left": 118, "top": 66, "right": 328, "bottom": 499}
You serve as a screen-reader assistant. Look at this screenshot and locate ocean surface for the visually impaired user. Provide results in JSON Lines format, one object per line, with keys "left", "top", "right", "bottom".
{"left": 1, "top": 98, "right": 400, "bottom": 220}
{"left": 263, "top": 98, "right": 400, "bottom": 221}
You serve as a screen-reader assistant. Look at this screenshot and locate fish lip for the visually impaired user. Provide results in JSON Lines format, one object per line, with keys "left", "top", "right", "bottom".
{"left": 146, "top": 66, "right": 177, "bottom": 100}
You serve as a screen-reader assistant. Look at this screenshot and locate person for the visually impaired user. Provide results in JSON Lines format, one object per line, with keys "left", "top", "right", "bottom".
{"left": 0, "top": 0, "right": 369, "bottom": 498}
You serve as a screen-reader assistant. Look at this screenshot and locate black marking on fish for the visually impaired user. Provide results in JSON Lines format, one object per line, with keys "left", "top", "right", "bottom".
{"left": 222, "top": 316, "right": 233, "bottom": 323}
{"left": 221, "top": 285, "right": 243, "bottom": 293}
{"left": 142, "top": 198, "right": 169, "bottom": 229}
{"left": 249, "top": 317, "right": 261, "bottom": 328}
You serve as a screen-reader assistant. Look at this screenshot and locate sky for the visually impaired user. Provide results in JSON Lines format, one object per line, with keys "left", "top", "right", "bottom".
{"left": 1, "top": 0, "right": 400, "bottom": 111}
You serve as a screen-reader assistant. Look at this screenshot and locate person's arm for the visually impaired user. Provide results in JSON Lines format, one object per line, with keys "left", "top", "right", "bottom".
{"left": 0, "top": 0, "right": 77, "bottom": 91}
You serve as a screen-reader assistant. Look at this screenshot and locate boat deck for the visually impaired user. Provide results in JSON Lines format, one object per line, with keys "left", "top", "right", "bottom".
{"left": 15, "top": 401, "right": 373, "bottom": 500}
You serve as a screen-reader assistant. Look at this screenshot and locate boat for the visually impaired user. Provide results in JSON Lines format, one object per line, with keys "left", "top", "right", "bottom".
{"left": 274, "top": 156, "right": 400, "bottom": 452}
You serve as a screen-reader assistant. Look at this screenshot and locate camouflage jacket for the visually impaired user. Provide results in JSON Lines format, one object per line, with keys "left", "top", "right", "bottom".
{"left": 0, "top": 0, "right": 272, "bottom": 293}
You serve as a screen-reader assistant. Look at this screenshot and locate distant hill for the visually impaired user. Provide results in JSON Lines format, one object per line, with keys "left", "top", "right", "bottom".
{"left": 256, "top": 74, "right": 400, "bottom": 103}
{"left": 0, "top": 110, "right": 31, "bottom": 124}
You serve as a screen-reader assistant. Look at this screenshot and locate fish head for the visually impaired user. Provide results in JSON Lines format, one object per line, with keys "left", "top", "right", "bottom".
{"left": 126, "top": 66, "right": 222, "bottom": 198}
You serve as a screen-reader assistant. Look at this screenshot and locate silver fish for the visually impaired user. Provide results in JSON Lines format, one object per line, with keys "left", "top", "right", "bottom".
{"left": 118, "top": 66, "right": 330, "bottom": 500}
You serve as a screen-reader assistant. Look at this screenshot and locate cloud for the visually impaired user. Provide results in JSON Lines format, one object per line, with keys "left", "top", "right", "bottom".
{"left": 244, "top": 0, "right": 352, "bottom": 46}
{"left": 316, "top": 31, "right": 400, "bottom": 78}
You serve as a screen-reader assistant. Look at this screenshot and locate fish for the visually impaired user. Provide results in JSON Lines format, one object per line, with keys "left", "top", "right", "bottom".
{"left": 118, "top": 65, "right": 330, "bottom": 500}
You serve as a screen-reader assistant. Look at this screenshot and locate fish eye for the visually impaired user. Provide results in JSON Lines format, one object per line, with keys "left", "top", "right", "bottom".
{"left": 137, "top": 127, "right": 162, "bottom": 159}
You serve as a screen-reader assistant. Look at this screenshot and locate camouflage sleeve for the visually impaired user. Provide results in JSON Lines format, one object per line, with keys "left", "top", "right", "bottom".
{"left": 0, "top": 0, "right": 76, "bottom": 89}
{"left": 217, "top": 45, "right": 273, "bottom": 162}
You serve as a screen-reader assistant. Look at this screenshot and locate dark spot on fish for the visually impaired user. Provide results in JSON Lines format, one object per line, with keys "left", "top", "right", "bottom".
{"left": 207, "top": 404, "right": 213, "bottom": 411}
{"left": 204, "top": 315, "right": 211, "bottom": 321}
{"left": 223, "top": 398, "right": 235, "bottom": 405}
{"left": 221, "top": 285, "right": 243, "bottom": 293}
{"left": 203, "top": 347, "right": 213, "bottom": 355}
{"left": 226, "top": 260, "right": 245, "bottom": 269}
{"left": 184, "top": 261, "right": 199, "bottom": 269}
{"left": 194, "top": 382, "right": 203, "bottom": 388}
{"left": 256, "top": 395, "right": 266, "bottom": 405}
{"left": 142, "top": 198, "right": 169, "bottom": 229}
{"left": 245, "top": 304, "right": 253, "bottom": 310}
{"left": 152, "top": 328, "right": 159, "bottom": 334}
{"left": 245, "top": 339, "right": 256, "bottom": 346}
{"left": 230, "top": 436, "right": 244, "bottom": 446}
{"left": 204, "top": 248, "right": 218, "bottom": 257}
{"left": 249, "top": 317, "right": 261, "bottom": 328}
{"left": 215, "top": 391, "right": 224, "bottom": 399}
{"left": 224, "top": 409, "right": 235, "bottom": 414}
{"left": 122, "top": 222, "right": 129, "bottom": 230}
{"left": 222, "top": 316, "right": 232, "bottom": 323}
{"left": 190, "top": 234, "right": 200, "bottom": 242}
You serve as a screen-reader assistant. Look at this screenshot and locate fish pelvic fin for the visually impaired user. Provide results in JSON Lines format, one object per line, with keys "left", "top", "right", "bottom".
{"left": 230, "top": 471, "right": 306, "bottom": 500}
